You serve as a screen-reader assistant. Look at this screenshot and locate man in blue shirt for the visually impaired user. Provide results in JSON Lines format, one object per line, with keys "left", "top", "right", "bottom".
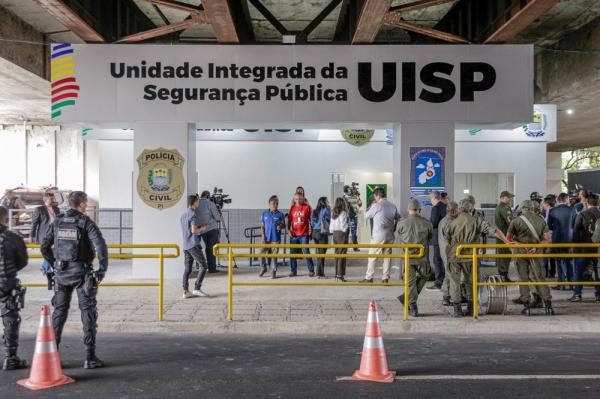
{"left": 180, "top": 195, "right": 209, "bottom": 298}
{"left": 260, "top": 195, "right": 286, "bottom": 279}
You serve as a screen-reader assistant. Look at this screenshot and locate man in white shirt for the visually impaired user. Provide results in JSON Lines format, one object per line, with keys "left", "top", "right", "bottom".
{"left": 360, "top": 188, "right": 400, "bottom": 283}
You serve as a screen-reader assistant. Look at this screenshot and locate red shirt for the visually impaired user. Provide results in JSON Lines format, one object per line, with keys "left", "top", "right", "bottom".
{"left": 288, "top": 204, "right": 312, "bottom": 237}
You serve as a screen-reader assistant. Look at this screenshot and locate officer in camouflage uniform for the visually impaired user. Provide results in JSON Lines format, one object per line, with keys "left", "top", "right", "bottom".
{"left": 439, "top": 201, "right": 459, "bottom": 306}
{"left": 506, "top": 200, "right": 554, "bottom": 316}
{"left": 444, "top": 199, "right": 491, "bottom": 317}
{"left": 41, "top": 191, "right": 109, "bottom": 369}
{"left": 0, "top": 206, "right": 28, "bottom": 371}
{"left": 396, "top": 199, "right": 432, "bottom": 317}
{"left": 495, "top": 191, "right": 514, "bottom": 281}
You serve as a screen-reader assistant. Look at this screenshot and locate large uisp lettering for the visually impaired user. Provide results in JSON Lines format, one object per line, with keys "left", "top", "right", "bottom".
{"left": 358, "top": 62, "right": 496, "bottom": 103}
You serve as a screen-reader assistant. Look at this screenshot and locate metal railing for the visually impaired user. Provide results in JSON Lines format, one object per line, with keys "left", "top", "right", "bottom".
{"left": 456, "top": 243, "right": 600, "bottom": 319}
{"left": 25, "top": 243, "right": 180, "bottom": 321}
{"left": 214, "top": 243, "right": 426, "bottom": 321}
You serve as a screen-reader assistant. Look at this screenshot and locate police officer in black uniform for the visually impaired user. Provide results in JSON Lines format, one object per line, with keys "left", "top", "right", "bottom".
{"left": 41, "top": 191, "right": 108, "bottom": 369}
{"left": 0, "top": 206, "right": 28, "bottom": 370}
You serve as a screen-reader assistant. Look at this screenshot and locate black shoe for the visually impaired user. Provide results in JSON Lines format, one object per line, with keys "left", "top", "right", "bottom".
{"left": 521, "top": 303, "right": 531, "bottom": 316}
{"left": 442, "top": 296, "right": 451, "bottom": 306}
{"left": 408, "top": 304, "right": 419, "bottom": 317}
{"left": 353, "top": 248, "right": 360, "bottom": 252}
{"left": 259, "top": 268, "right": 267, "bottom": 277}
{"left": 544, "top": 300, "right": 555, "bottom": 316}
{"left": 2, "top": 355, "right": 27, "bottom": 371}
{"left": 84, "top": 356, "right": 105, "bottom": 369}
{"left": 382, "top": 279, "right": 389, "bottom": 284}
{"left": 512, "top": 297, "right": 527, "bottom": 305}
{"left": 359, "top": 278, "right": 373, "bottom": 283}
{"left": 271, "top": 270, "right": 277, "bottom": 279}
{"left": 530, "top": 293, "right": 543, "bottom": 309}
{"left": 452, "top": 303, "right": 463, "bottom": 318}
{"left": 288, "top": 272, "right": 297, "bottom": 277}
{"left": 397, "top": 294, "right": 405, "bottom": 305}
{"left": 568, "top": 295, "right": 582, "bottom": 303}
{"left": 208, "top": 270, "right": 221, "bottom": 274}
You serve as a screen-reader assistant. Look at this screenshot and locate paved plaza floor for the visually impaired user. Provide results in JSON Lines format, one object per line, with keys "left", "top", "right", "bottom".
{"left": 18, "top": 254, "right": 600, "bottom": 335}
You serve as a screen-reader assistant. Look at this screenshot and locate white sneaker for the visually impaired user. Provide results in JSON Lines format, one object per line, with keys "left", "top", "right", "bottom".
{"left": 182, "top": 291, "right": 195, "bottom": 299}
{"left": 192, "top": 289, "right": 210, "bottom": 297}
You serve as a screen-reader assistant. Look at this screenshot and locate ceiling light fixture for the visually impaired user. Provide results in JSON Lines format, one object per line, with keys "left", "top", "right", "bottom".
{"left": 566, "top": 109, "right": 574, "bottom": 115}
{"left": 282, "top": 35, "right": 296, "bottom": 44}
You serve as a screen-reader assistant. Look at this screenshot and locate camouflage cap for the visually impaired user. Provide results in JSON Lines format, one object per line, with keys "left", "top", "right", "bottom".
{"left": 521, "top": 199, "right": 534, "bottom": 210}
{"left": 447, "top": 201, "right": 459, "bottom": 211}
{"left": 407, "top": 198, "right": 421, "bottom": 210}
{"left": 500, "top": 190, "right": 514, "bottom": 198}
{"left": 459, "top": 198, "right": 473, "bottom": 212}
{"left": 465, "top": 194, "right": 476, "bottom": 205}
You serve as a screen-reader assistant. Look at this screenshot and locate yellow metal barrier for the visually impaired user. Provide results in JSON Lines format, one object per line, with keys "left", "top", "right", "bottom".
{"left": 214, "top": 243, "right": 426, "bottom": 321}
{"left": 456, "top": 243, "right": 600, "bottom": 319}
{"left": 25, "top": 243, "right": 180, "bottom": 321}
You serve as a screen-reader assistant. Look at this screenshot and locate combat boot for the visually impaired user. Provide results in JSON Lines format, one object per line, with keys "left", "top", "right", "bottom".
{"left": 544, "top": 300, "right": 555, "bottom": 316}
{"left": 465, "top": 301, "right": 474, "bottom": 316}
{"left": 408, "top": 303, "right": 419, "bottom": 317}
{"left": 84, "top": 346, "right": 105, "bottom": 369}
{"left": 442, "top": 296, "right": 451, "bottom": 306}
{"left": 452, "top": 303, "right": 463, "bottom": 318}
{"left": 530, "top": 293, "right": 543, "bottom": 309}
{"left": 521, "top": 302, "right": 531, "bottom": 316}
{"left": 2, "top": 347, "right": 27, "bottom": 371}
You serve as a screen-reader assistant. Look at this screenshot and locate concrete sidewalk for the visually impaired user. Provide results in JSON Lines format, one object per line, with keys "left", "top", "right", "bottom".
{"left": 18, "top": 257, "right": 600, "bottom": 335}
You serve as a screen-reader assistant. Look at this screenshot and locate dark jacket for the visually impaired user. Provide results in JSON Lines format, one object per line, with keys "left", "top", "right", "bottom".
{"left": 41, "top": 209, "right": 108, "bottom": 281}
{"left": 30, "top": 205, "right": 61, "bottom": 244}
{"left": 547, "top": 204, "right": 576, "bottom": 246}
{"left": 572, "top": 207, "right": 600, "bottom": 253}
{"left": 430, "top": 201, "right": 447, "bottom": 245}
{"left": 0, "top": 225, "right": 28, "bottom": 283}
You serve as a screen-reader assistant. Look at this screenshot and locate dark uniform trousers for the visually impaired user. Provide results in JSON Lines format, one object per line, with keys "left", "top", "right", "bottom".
{"left": 0, "top": 281, "right": 20, "bottom": 352}
{"left": 52, "top": 266, "right": 98, "bottom": 349}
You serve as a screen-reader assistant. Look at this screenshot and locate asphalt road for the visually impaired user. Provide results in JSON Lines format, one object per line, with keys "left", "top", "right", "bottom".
{"left": 2, "top": 333, "right": 600, "bottom": 398}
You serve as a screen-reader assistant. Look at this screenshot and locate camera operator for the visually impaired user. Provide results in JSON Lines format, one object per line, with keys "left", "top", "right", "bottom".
{"left": 343, "top": 183, "right": 362, "bottom": 251}
{"left": 196, "top": 191, "right": 221, "bottom": 273}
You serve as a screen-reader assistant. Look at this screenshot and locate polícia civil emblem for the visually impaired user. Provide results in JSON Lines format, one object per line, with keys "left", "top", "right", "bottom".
{"left": 136, "top": 148, "right": 185, "bottom": 210}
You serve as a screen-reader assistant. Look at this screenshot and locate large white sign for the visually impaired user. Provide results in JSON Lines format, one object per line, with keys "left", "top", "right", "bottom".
{"left": 51, "top": 44, "right": 533, "bottom": 124}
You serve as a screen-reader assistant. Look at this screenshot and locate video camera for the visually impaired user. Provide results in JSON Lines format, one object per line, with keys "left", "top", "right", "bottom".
{"left": 210, "top": 187, "right": 232, "bottom": 210}
{"left": 345, "top": 182, "right": 360, "bottom": 197}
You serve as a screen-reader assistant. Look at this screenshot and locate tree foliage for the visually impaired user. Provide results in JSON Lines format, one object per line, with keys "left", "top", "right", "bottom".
{"left": 562, "top": 147, "right": 600, "bottom": 188}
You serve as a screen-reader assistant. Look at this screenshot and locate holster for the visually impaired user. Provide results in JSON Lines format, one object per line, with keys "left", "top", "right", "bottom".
{"left": 6, "top": 282, "right": 26, "bottom": 311}
{"left": 83, "top": 271, "right": 98, "bottom": 296}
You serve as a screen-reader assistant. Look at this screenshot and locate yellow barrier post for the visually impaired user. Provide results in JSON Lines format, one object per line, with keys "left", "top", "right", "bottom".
{"left": 472, "top": 250, "right": 479, "bottom": 320}
{"left": 227, "top": 246, "right": 234, "bottom": 321}
{"left": 403, "top": 249, "right": 409, "bottom": 321}
{"left": 159, "top": 247, "right": 164, "bottom": 321}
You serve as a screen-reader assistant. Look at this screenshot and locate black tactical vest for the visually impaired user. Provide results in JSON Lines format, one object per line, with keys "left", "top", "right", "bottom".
{"left": 0, "top": 232, "right": 17, "bottom": 279}
{"left": 54, "top": 214, "right": 86, "bottom": 262}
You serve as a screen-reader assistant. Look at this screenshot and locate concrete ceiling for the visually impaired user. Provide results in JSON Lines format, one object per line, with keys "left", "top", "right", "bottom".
{"left": 0, "top": 0, "right": 81, "bottom": 43}
{"left": 0, "top": 0, "right": 599, "bottom": 151}
{"left": 0, "top": 57, "right": 49, "bottom": 124}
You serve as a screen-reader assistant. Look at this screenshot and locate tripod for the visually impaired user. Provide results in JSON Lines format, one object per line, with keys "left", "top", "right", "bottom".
{"left": 217, "top": 207, "right": 238, "bottom": 269}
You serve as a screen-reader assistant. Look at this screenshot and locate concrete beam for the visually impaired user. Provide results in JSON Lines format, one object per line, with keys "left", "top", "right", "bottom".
{"left": 202, "top": 0, "right": 240, "bottom": 43}
{"left": 351, "top": 0, "right": 393, "bottom": 44}
{"left": 32, "top": 0, "right": 104, "bottom": 43}
{"left": 485, "top": 0, "right": 558, "bottom": 44}
{"left": 0, "top": 5, "right": 47, "bottom": 79}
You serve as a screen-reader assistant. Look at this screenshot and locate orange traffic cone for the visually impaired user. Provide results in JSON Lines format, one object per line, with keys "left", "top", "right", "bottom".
{"left": 18, "top": 305, "right": 74, "bottom": 390}
{"left": 352, "top": 301, "right": 396, "bottom": 383}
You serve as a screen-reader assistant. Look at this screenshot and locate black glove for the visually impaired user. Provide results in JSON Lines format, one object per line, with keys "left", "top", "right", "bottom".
{"left": 96, "top": 270, "right": 106, "bottom": 284}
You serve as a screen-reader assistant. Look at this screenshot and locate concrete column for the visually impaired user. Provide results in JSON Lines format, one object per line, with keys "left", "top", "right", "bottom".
{"left": 393, "top": 122, "right": 455, "bottom": 217}
{"left": 132, "top": 122, "right": 196, "bottom": 278}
